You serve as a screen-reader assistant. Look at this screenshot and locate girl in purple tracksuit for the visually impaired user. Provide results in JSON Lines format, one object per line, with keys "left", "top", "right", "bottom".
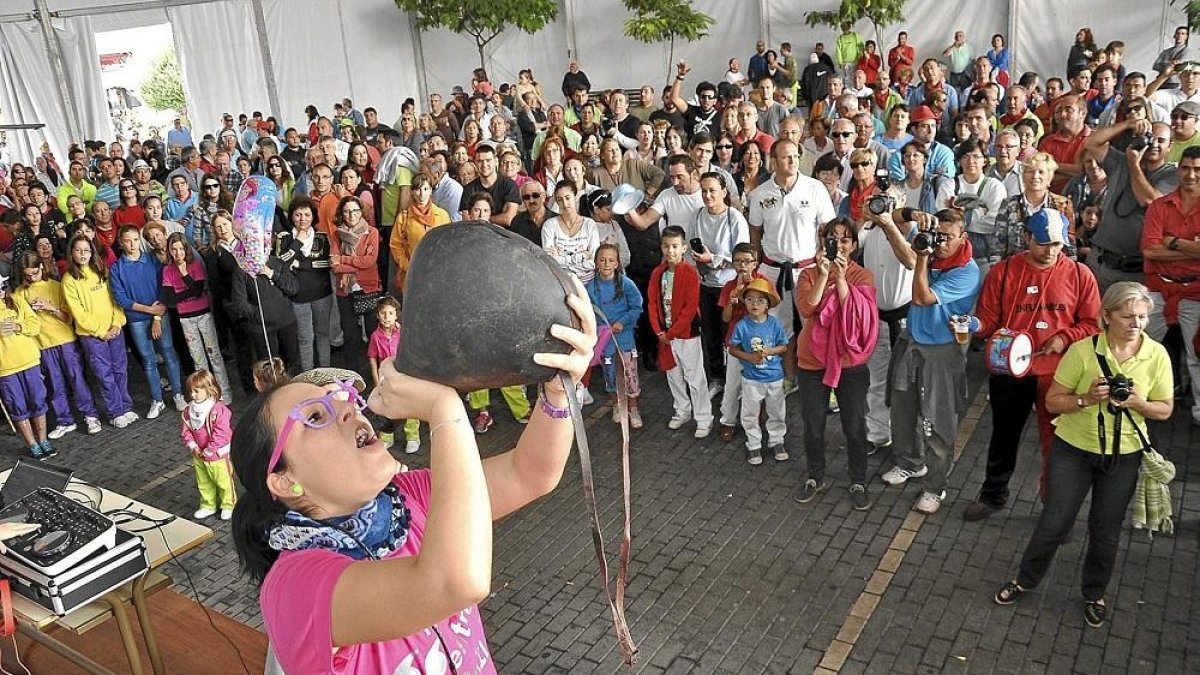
{"left": 60, "top": 234, "right": 138, "bottom": 428}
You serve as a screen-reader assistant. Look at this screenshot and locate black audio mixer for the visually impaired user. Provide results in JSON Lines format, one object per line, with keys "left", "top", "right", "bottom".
{"left": 0, "top": 488, "right": 117, "bottom": 577}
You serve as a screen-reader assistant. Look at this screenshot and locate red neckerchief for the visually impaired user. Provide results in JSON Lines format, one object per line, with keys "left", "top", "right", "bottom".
{"left": 848, "top": 181, "right": 874, "bottom": 222}
{"left": 930, "top": 237, "right": 973, "bottom": 270}
{"left": 926, "top": 80, "right": 945, "bottom": 93}
{"left": 874, "top": 91, "right": 890, "bottom": 110}
{"left": 999, "top": 110, "right": 1026, "bottom": 126}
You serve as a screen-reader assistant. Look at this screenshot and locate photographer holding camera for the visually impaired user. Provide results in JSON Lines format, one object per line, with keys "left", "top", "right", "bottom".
{"left": 994, "top": 282, "right": 1174, "bottom": 629}
{"left": 1082, "top": 116, "right": 1177, "bottom": 292}
{"left": 793, "top": 217, "right": 879, "bottom": 509}
{"left": 881, "top": 208, "right": 981, "bottom": 514}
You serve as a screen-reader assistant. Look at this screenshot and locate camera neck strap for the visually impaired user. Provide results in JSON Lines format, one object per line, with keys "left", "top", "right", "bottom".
{"left": 1091, "top": 335, "right": 1153, "bottom": 459}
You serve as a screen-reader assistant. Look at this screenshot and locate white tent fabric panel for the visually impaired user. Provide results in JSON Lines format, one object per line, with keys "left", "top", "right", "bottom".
{"left": 335, "top": 0, "right": 420, "bottom": 125}
{"left": 263, "top": 0, "right": 422, "bottom": 129}
{"left": 167, "top": 0, "right": 271, "bottom": 134}
{"left": 57, "top": 15, "right": 111, "bottom": 141}
{"left": 1012, "top": 1, "right": 1184, "bottom": 81}
{"left": 0, "top": 15, "right": 109, "bottom": 162}
{"left": 571, "top": 0, "right": 764, "bottom": 94}
{"left": 263, "top": 0, "right": 354, "bottom": 128}
{"left": 0, "top": 20, "right": 71, "bottom": 162}
{"left": 417, "top": 18, "right": 569, "bottom": 104}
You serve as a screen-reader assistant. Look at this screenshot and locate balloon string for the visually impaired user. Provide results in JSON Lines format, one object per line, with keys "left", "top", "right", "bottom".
{"left": 253, "top": 273, "right": 274, "bottom": 364}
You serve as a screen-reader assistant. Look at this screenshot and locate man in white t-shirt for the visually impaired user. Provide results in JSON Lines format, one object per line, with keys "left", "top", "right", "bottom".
{"left": 624, "top": 154, "right": 704, "bottom": 234}
{"left": 747, "top": 139, "right": 836, "bottom": 389}
{"left": 1149, "top": 60, "right": 1200, "bottom": 110}
{"left": 857, "top": 206, "right": 928, "bottom": 452}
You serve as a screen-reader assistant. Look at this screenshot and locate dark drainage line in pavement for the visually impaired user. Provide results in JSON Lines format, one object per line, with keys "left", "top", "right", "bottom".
{"left": 814, "top": 386, "right": 989, "bottom": 674}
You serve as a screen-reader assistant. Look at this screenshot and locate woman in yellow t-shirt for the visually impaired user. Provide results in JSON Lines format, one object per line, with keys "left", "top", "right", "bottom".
{"left": 0, "top": 270, "right": 52, "bottom": 459}
{"left": 993, "top": 282, "right": 1174, "bottom": 629}
{"left": 60, "top": 234, "right": 138, "bottom": 429}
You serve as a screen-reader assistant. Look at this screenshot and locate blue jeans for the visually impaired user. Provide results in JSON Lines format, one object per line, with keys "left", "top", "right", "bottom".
{"left": 128, "top": 320, "right": 183, "bottom": 402}
{"left": 1015, "top": 437, "right": 1141, "bottom": 602}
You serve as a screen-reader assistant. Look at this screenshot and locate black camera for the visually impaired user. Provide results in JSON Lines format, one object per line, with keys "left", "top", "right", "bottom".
{"left": 867, "top": 170, "right": 893, "bottom": 216}
{"left": 824, "top": 237, "right": 839, "bottom": 261}
{"left": 1107, "top": 374, "right": 1135, "bottom": 402}
{"left": 689, "top": 238, "right": 706, "bottom": 254}
{"left": 601, "top": 115, "right": 616, "bottom": 134}
{"left": 1128, "top": 134, "right": 1152, "bottom": 151}
{"left": 912, "top": 228, "right": 949, "bottom": 253}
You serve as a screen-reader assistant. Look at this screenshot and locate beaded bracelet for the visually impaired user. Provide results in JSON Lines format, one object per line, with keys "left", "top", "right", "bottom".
{"left": 538, "top": 385, "right": 571, "bottom": 419}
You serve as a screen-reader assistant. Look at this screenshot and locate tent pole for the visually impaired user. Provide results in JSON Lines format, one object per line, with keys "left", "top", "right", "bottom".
{"left": 1008, "top": 0, "right": 1019, "bottom": 77}
{"left": 250, "top": 0, "right": 282, "bottom": 120}
{"left": 564, "top": 0, "right": 578, "bottom": 61}
{"left": 759, "top": 0, "right": 770, "bottom": 44}
{"left": 33, "top": 0, "right": 81, "bottom": 143}
{"left": 408, "top": 12, "right": 429, "bottom": 106}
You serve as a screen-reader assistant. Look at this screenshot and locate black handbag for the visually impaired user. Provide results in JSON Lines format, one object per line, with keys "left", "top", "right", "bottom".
{"left": 351, "top": 290, "right": 385, "bottom": 316}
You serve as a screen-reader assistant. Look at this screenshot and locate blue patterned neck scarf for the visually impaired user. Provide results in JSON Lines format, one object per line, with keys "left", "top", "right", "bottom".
{"left": 268, "top": 484, "right": 412, "bottom": 561}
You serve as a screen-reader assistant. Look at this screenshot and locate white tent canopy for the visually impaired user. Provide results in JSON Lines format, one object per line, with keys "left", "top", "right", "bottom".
{"left": 0, "top": 0, "right": 1186, "bottom": 164}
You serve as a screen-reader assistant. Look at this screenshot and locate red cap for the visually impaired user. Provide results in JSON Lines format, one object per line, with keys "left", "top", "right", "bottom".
{"left": 909, "top": 105, "right": 939, "bottom": 124}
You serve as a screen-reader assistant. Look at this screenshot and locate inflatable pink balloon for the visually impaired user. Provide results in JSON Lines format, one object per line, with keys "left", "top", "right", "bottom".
{"left": 231, "top": 175, "right": 278, "bottom": 276}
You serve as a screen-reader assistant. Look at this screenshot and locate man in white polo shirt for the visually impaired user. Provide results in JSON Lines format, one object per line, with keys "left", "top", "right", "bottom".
{"left": 748, "top": 138, "right": 836, "bottom": 391}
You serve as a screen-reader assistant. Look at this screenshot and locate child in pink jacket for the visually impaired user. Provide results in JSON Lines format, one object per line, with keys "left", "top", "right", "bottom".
{"left": 181, "top": 369, "right": 235, "bottom": 520}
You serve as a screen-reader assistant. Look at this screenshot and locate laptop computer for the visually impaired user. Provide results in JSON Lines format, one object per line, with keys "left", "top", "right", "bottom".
{"left": 0, "top": 460, "right": 73, "bottom": 510}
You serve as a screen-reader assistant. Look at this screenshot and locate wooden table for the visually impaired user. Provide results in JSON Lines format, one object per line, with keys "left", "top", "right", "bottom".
{"left": 0, "top": 471, "right": 214, "bottom": 675}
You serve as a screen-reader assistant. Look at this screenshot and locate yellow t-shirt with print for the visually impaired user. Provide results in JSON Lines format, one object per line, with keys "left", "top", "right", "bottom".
{"left": 14, "top": 279, "right": 77, "bottom": 349}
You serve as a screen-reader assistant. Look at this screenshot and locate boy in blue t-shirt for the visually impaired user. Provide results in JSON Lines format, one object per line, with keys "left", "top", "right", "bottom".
{"left": 728, "top": 278, "right": 789, "bottom": 465}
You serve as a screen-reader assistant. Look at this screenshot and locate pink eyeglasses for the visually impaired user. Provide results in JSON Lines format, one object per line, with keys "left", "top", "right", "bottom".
{"left": 267, "top": 380, "right": 368, "bottom": 480}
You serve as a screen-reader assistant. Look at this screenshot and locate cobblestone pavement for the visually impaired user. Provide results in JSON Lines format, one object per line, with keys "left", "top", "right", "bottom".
{"left": 1, "top": 356, "right": 1196, "bottom": 674}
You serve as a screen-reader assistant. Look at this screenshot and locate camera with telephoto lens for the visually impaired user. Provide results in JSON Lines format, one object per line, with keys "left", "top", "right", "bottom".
{"left": 912, "top": 226, "right": 950, "bottom": 253}
{"left": 867, "top": 169, "right": 894, "bottom": 216}
{"left": 1107, "top": 374, "right": 1135, "bottom": 402}
{"left": 824, "top": 237, "right": 839, "bottom": 261}
{"left": 1128, "top": 133, "right": 1152, "bottom": 151}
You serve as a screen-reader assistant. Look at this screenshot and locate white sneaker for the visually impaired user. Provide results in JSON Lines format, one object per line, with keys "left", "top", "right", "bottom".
{"left": 193, "top": 508, "right": 217, "bottom": 519}
{"left": 147, "top": 400, "right": 166, "bottom": 419}
{"left": 173, "top": 394, "right": 187, "bottom": 411}
{"left": 694, "top": 425, "right": 712, "bottom": 439}
{"left": 404, "top": 440, "right": 420, "bottom": 454}
{"left": 124, "top": 411, "right": 140, "bottom": 424}
{"left": 48, "top": 424, "right": 76, "bottom": 440}
{"left": 219, "top": 509, "right": 233, "bottom": 521}
{"left": 915, "top": 491, "right": 946, "bottom": 514}
{"left": 112, "top": 414, "right": 131, "bottom": 429}
{"left": 881, "top": 465, "right": 929, "bottom": 486}
{"left": 576, "top": 385, "right": 594, "bottom": 406}
{"left": 667, "top": 414, "right": 691, "bottom": 430}
{"left": 85, "top": 417, "right": 102, "bottom": 434}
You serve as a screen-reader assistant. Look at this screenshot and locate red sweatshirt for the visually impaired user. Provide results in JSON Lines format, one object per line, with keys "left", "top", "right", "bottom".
{"left": 976, "top": 252, "right": 1101, "bottom": 377}
{"left": 648, "top": 260, "right": 701, "bottom": 370}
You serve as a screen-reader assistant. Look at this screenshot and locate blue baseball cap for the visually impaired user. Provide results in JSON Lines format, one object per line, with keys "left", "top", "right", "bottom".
{"left": 1025, "top": 208, "right": 1069, "bottom": 245}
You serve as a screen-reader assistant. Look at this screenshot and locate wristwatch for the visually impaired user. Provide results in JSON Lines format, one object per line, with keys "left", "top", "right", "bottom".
{"left": 1168, "top": 237, "right": 1181, "bottom": 251}
{"left": 1076, "top": 396, "right": 1086, "bottom": 409}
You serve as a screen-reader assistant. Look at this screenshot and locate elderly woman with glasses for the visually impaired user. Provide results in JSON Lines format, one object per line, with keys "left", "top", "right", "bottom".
{"left": 229, "top": 281, "right": 595, "bottom": 674}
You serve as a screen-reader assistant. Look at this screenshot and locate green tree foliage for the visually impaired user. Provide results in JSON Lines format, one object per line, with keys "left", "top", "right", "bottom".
{"left": 1174, "top": 1, "right": 1200, "bottom": 30}
{"left": 139, "top": 49, "right": 186, "bottom": 112}
{"left": 395, "top": 0, "right": 559, "bottom": 70}
{"left": 804, "top": 0, "right": 907, "bottom": 46}
{"left": 622, "top": 0, "right": 715, "bottom": 80}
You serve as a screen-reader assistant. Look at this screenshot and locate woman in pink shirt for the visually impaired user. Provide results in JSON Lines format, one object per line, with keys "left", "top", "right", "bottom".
{"left": 230, "top": 282, "right": 596, "bottom": 674}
